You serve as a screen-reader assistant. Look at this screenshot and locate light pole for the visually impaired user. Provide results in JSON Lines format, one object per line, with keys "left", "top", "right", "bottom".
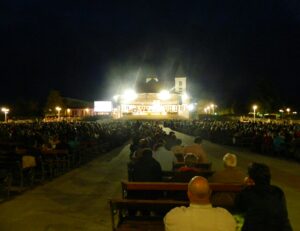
{"left": 55, "top": 106, "right": 61, "bottom": 120}
{"left": 210, "top": 104, "right": 214, "bottom": 114}
{"left": 67, "top": 108, "right": 71, "bottom": 119}
{"left": 252, "top": 105, "right": 258, "bottom": 122}
{"left": 1, "top": 107, "right": 9, "bottom": 123}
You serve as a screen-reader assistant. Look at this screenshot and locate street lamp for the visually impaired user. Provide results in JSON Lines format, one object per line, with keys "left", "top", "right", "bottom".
{"left": 1, "top": 107, "right": 9, "bottom": 123}
{"left": 66, "top": 108, "right": 71, "bottom": 119}
{"left": 252, "top": 105, "right": 258, "bottom": 122}
{"left": 210, "top": 104, "right": 217, "bottom": 115}
{"left": 85, "top": 108, "right": 90, "bottom": 116}
{"left": 55, "top": 106, "right": 61, "bottom": 120}
{"left": 286, "top": 108, "right": 290, "bottom": 114}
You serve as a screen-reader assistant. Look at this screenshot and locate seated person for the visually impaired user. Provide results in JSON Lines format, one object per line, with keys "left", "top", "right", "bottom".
{"left": 209, "top": 153, "right": 246, "bottom": 207}
{"left": 153, "top": 142, "right": 177, "bottom": 171}
{"left": 129, "top": 148, "right": 162, "bottom": 200}
{"left": 178, "top": 154, "right": 200, "bottom": 172}
{"left": 210, "top": 153, "right": 246, "bottom": 183}
{"left": 183, "top": 137, "right": 208, "bottom": 163}
{"left": 131, "top": 148, "right": 162, "bottom": 182}
{"left": 235, "top": 162, "right": 292, "bottom": 231}
{"left": 171, "top": 139, "right": 185, "bottom": 161}
{"left": 172, "top": 154, "right": 202, "bottom": 182}
{"left": 164, "top": 176, "right": 236, "bottom": 231}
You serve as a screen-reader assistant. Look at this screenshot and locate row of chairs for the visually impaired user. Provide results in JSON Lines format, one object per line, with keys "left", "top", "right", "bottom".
{"left": 0, "top": 141, "right": 110, "bottom": 199}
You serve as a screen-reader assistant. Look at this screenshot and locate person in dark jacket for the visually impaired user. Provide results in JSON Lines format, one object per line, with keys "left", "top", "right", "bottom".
{"left": 131, "top": 148, "right": 162, "bottom": 182}
{"left": 129, "top": 148, "right": 162, "bottom": 202}
{"left": 235, "top": 162, "right": 292, "bottom": 231}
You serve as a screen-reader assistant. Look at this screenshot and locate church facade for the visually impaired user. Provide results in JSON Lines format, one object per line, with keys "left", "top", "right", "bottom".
{"left": 114, "top": 75, "right": 191, "bottom": 119}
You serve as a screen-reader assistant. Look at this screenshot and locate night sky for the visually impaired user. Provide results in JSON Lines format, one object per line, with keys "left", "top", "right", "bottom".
{"left": 1, "top": 1, "right": 299, "bottom": 111}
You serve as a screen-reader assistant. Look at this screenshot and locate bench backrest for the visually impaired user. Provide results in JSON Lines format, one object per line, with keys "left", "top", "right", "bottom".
{"left": 122, "top": 180, "right": 243, "bottom": 195}
{"left": 122, "top": 180, "right": 243, "bottom": 205}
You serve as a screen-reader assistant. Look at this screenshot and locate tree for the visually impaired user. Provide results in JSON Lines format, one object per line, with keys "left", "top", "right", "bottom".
{"left": 44, "top": 90, "right": 64, "bottom": 115}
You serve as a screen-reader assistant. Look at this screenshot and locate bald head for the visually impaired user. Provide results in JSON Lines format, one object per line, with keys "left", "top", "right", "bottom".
{"left": 188, "top": 176, "right": 211, "bottom": 204}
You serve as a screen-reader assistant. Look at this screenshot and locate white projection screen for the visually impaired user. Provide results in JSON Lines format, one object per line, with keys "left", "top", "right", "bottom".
{"left": 94, "top": 101, "right": 112, "bottom": 112}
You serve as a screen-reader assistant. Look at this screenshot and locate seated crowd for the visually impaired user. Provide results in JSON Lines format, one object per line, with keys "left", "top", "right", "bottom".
{"left": 165, "top": 119, "right": 300, "bottom": 161}
{"left": 0, "top": 120, "right": 132, "bottom": 195}
{"left": 123, "top": 122, "right": 293, "bottom": 231}
{"left": 0, "top": 120, "right": 293, "bottom": 230}
{"left": 128, "top": 122, "right": 211, "bottom": 182}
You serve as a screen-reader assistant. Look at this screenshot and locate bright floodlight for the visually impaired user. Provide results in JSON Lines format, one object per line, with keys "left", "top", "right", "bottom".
{"left": 1, "top": 107, "right": 9, "bottom": 113}
{"left": 55, "top": 106, "right": 61, "bottom": 112}
{"left": 113, "top": 95, "right": 120, "bottom": 101}
{"left": 1, "top": 107, "right": 9, "bottom": 123}
{"left": 123, "top": 89, "right": 137, "bottom": 101}
{"left": 252, "top": 105, "right": 258, "bottom": 122}
{"left": 187, "top": 104, "right": 195, "bottom": 111}
{"left": 158, "top": 90, "right": 171, "bottom": 100}
{"left": 182, "top": 93, "right": 189, "bottom": 101}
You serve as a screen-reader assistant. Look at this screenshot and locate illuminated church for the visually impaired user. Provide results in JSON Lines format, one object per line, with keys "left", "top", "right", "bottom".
{"left": 113, "top": 69, "right": 191, "bottom": 119}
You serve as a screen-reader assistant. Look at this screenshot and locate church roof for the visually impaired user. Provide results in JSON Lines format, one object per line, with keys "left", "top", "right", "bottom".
{"left": 175, "top": 64, "right": 186, "bottom": 77}
{"left": 136, "top": 76, "right": 164, "bottom": 93}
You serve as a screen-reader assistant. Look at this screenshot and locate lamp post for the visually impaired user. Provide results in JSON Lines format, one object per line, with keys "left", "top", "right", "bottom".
{"left": 252, "top": 105, "right": 258, "bottom": 122}
{"left": 210, "top": 104, "right": 214, "bottom": 114}
{"left": 55, "top": 106, "right": 61, "bottom": 120}
{"left": 66, "top": 108, "right": 71, "bottom": 119}
{"left": 1, "top": 107, "right": 9, "bottom": 123}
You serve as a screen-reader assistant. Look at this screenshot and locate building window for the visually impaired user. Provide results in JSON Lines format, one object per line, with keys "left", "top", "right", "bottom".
{"left": 179, "top": 81, "right": 182, "bottom": 86}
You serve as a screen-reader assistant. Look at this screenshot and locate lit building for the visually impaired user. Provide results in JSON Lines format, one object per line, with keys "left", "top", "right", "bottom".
{"left": 113, "top": 73, "right": 191, "bottom": 119}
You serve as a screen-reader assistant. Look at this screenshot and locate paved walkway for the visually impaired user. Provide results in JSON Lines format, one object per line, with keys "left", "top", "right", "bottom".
{"left": 0, "top": 129, "right": 299, "bottom": 231}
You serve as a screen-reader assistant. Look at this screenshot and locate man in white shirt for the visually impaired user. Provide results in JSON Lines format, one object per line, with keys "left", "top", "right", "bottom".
{"left": 164, "top": 176, "right": 236, "bottom": 231}
{"left": 153, "top": 142, "right": 176, "bottom": 171}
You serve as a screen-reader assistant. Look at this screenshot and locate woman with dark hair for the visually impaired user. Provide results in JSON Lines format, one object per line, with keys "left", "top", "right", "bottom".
{"left": 235, "top": 162, "right": 292, "bottom": 231}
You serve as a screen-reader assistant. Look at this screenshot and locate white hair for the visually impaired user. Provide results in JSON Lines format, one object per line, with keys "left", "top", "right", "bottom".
{"left": 223, "top": 153, "right": 237, "bottom": 167}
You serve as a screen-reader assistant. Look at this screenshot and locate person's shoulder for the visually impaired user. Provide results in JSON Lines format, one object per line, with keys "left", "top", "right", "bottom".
{"left": 270, "top": 184, "right": 285, "bottom": 195}
{"left": 165, "top": 206, "right": 188, "bottom": 217}
{"left": 214, "top": 206, "right": 233, "bottom": 215}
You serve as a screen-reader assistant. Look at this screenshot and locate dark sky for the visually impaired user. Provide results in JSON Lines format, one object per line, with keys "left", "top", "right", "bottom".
{"left": 1, "top": 0, "right": 299, "bottom": 110}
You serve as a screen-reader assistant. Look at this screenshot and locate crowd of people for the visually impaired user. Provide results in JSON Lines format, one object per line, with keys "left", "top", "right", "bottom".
{"left": 0, "top": 120, "right": 132, "bottom": 190}
{"left": 127, "top": 121, "right": 210, "bottom": 182}
{"left": 127, "top": 121, "right": 293, "bottom": 231}
{"left": 165, "top": 162, "right": 292, "bottom": 231}
{"left": 0, "top": 119, "right": 294, "bottom": 230}
{"left": 165, "top": 120, "right": 300, "bottom": 161}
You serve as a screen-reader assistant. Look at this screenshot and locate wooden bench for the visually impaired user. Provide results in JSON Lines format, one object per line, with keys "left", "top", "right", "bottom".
{"left": 110, "top": 182, "right": 244, "bottom": 231}
{"left": 121, "top": 180, "right": 243, "bottom": 201}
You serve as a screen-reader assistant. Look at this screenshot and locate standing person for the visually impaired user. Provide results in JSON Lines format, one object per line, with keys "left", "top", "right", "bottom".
{"left": 235, "top": 162, "right": 292, "bottom": 231}
{"left": 183, "top": 137, "right": 208, "bottom": 163}
{"left": 164, "top": 176, "right": 236, "bottom": 231}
